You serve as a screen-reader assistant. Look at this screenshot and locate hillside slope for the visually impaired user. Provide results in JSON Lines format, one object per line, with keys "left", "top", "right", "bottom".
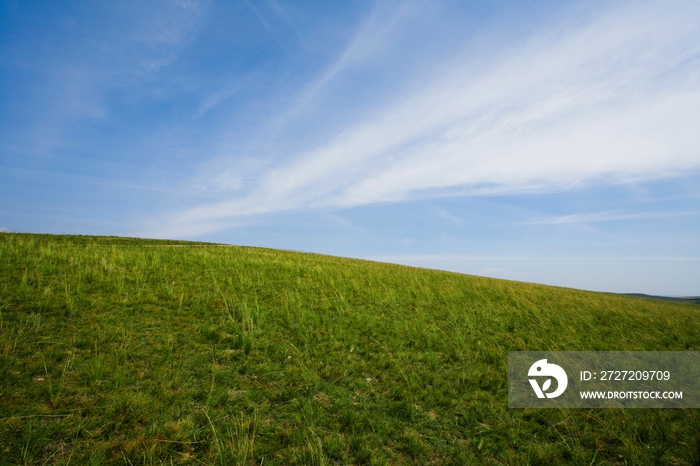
{"left": 1, "top": 233, "right": 699, "bottom": 465}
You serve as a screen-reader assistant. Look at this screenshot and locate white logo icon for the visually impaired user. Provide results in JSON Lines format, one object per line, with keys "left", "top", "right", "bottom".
{"left": 528, "top": 359, "right": 568, "bottom": 398}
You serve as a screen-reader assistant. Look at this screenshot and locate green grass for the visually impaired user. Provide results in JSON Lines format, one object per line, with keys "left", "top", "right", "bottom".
{"left": 1, "top": 232, "right": 699, "bottom": 465}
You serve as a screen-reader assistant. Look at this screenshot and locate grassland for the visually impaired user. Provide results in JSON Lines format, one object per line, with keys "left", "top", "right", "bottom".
{"left": 1, "top": 232, "right": 699, "bottom": 465}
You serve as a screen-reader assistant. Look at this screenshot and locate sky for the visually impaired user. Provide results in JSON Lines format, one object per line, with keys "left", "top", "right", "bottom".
{"left": 1, "top": 0, "right": 699, "bottom": 296}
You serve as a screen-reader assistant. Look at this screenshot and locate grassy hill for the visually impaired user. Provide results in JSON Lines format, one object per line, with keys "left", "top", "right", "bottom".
{"left": 1, "top": 233, "right": 699, "bottom": 465}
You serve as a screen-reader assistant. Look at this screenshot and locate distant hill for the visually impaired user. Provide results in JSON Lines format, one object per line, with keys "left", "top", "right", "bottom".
{"left": 1, "top": 232, "right": 699, "bottom": 464}
{"left": 623, "top": 293, "right": 700, "bottom": 305}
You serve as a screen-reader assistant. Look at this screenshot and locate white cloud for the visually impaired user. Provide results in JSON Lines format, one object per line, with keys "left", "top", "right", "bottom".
{"left": 148, "top": 0, "right": 700, "bottom": 237}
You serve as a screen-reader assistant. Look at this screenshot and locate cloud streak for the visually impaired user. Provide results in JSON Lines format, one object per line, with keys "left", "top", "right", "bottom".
{"left": 524, "top": 210, "right": 698, "bottom": 225}
{"left": 145, "top": 0, "right": 700, "bottom": 237}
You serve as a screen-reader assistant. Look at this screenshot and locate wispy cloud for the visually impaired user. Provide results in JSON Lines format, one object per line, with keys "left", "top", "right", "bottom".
{"left": 525, "top": 210, "right": 698, "bottom": 225}
{"left": 243, "top": 0, "right": 289, "bottom": 51}
{"left": 144, "top": 0, "right": 700, "bottom": 238}
{"left": 433, "top": 208, "right": 465, "bottom": 225}
{"left": 272, "top": 0, "right": 424, "bottom": 126}
{"left": 196, "top": 84, "right": 244, "bottom": 118}
{"left": 5, "top": 1, "right": 205, "bottom": 159}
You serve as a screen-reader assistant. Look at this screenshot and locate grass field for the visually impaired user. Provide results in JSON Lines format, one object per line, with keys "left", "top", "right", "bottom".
{"left": 1, "top": 232, "right": 699, "bottom": 465}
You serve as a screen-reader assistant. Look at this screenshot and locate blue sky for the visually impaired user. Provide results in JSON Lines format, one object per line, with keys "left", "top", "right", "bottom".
{"left": 1, "top": 0, "right": 699, "bottom": 296}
